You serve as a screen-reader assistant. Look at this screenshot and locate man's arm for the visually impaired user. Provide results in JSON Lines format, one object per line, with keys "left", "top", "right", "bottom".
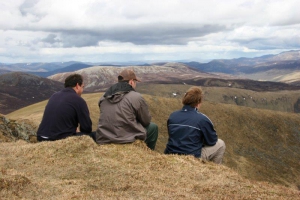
{"left": 134, "top": 95, "right": 151, "bottom": 127}
{"left": 200, "top": 119, "right": 218, "bottom": 146}
{"left": 78, "top": 99, "right": 92, "bottom": 133}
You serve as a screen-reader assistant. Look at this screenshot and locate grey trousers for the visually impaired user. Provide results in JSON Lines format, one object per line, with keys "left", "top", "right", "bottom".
{"left": 201, "top": 139, "right": 226, "bottom": 164}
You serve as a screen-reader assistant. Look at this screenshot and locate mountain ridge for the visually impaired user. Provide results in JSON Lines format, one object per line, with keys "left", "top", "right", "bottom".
{"left": 184, "top": 50, "right": 300, "bottom": 84}
{"left": 48, "top": 63, "right": 224, "bottom": 92}
{"left": 1, "top": 50, "right": 300, "bottom": 85}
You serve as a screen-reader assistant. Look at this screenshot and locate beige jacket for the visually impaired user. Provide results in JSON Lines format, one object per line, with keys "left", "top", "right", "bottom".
{"left": 96, "top": 88, "right": 151, "bottom": 144}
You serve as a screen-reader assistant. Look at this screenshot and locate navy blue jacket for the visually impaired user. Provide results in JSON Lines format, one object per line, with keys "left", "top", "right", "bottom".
{"left": 37, "top": 88, "right": 92, "bottom": 140}
{"left": 164, "top": 105, "right": 218, "bottom": 158}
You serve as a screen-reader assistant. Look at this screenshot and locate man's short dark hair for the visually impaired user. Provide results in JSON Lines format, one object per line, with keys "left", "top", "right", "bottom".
{"left": 118, "top": 75, "right": 129, "bottom": 83}
{"left": 182, "top": 86, "right": 203, "bottom": 107}
{"left": 64, "top": 74, "right": 83, "bottom": 88}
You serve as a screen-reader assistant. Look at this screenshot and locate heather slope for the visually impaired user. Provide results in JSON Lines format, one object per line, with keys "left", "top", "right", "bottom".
{"left": 0, "top": 72, "right": 63, "bottom": 114}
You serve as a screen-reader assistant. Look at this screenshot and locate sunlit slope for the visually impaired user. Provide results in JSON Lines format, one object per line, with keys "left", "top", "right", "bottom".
{"left": 7, "top": 92, "right": 300, "bottom": 189}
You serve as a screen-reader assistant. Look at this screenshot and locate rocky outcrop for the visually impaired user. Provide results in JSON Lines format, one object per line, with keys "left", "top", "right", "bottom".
{"left": 0, "top": 115, "right": 37, "bottom": 143}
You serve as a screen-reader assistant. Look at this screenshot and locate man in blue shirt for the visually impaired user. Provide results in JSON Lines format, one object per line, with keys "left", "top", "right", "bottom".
{"left": 164, "top": 86, "right": 225, "bottom": 164}
{"left": 37, "top": 74, "right": 93, "bottom": 141}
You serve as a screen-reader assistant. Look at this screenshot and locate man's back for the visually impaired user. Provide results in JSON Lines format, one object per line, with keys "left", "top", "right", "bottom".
{"left": 96, "top": 69, "right": 158, "bottom": 150}
{"left": 37, "top": 88, "right": 92, "bottom": 140}
{"left": 165, "top": 105, "right": 218, "bottom": 157}
{"left": 96, "top": 90, "right": 151, "bottom": 144}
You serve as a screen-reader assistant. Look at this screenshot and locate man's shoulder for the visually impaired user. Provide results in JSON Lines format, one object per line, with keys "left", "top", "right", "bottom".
{"left": 124, "top": 91, "right": 149, "bottom": 107}
{"left": 197, "top": 111, "right": 207, "bottom": 117}
{"left": 169, "top": 110, "right": 184, "bottom": 119}
{"left": 126, "top": 90, "right": 142, "bottom": 98}
{"left": 197, "top": 112, "right": 214, "bottom": 124}
{"left": 58, "top": 89, "right": 86, "bottom": 102}
{"left": 170, "top": 109, "right": 182, "bottom": 115}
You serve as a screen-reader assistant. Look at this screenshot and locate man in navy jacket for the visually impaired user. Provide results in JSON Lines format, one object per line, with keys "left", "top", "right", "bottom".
{"left": 164, "top": 86, "right": 225, "bottom": 164}
{"left": 37, "top": 74, "right": 93, "bottom": 141}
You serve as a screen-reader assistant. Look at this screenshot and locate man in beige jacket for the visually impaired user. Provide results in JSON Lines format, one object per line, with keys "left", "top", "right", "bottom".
{"left": 95, "top": 69, "right": 158, "bottom": 150}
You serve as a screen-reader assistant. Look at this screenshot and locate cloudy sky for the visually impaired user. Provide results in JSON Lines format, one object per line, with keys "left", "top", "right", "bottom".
{"left": 1, "top": 0, "right": 300, "bottom": 63}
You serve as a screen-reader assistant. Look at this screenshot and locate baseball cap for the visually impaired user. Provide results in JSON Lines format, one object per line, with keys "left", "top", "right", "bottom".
{"left": 118, "top": 69, "right": 141, "bottom": 82}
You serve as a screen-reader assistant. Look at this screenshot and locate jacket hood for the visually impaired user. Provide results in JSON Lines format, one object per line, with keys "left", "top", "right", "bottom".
{"left": 102, "top": 82, "right": 134, "bottom": 104}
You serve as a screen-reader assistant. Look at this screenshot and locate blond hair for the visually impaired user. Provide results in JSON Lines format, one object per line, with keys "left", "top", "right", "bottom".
{"left": 182, "top": 86, "right": 203, "bottom": 107}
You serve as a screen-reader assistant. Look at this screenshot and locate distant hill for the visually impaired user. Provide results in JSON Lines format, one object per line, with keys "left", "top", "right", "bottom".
{"left": 47, "top": 62, "right": 300, "bottom": 93}
{"left": 2, "top": 50, "right": 300, "bottom": 85}
{"left": 0, "top": 61, "right": 93, "bottom": 78}
{"left": 7, "top": 92, "right": 300, "bottom": 191}
{"left": 0, "top": 72, "right": 63, "bottom": 114}
{"left": 48, "top": 63, "right": 224, "bottom": 92}
{"left": 0, "top": 61, "right": 80, "bottom": 72}
{"left": 30, "top": 63, "right": 93, "bottom": 77}
{"left": 0, "top": 69, "right": 10, "bottom": 75}
{"left": 184, "top": 50, "right": 300, "bottom": 85}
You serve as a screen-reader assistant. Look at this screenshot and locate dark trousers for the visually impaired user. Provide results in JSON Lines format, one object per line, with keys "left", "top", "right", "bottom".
{"left": 145, "top": 122, "right": 158, "bottom": 150}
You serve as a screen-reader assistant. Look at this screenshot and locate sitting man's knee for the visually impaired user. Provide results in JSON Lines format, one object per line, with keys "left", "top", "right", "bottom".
{"left": 218, "top": 139, "right": 226, "bottom": 149}
{"left": 150, "top": 122, "right": 158, "bottom": 129}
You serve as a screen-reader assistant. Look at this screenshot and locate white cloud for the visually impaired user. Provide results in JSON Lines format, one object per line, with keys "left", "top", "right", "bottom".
{"left": 0, "top": 0, "right": 299, "bottom": 63}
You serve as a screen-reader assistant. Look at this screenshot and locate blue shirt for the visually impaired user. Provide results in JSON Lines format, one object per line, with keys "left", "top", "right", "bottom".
{"left": 164, "top": 105, "right": 218, "bottom": 157}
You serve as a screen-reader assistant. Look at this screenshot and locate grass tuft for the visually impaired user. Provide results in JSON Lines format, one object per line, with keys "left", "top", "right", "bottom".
{"left": 1, "top": 136, "right": 299, "bottom": 199}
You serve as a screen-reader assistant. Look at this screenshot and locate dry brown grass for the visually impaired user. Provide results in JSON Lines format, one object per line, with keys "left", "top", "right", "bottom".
{"left": 1, "top": 136, "right": 299, "bottom": 199}
{"left": 5, "top": 88, "right": 300, "bottom": 197}
{"left": 137, "top": 84, "right": 300, "bottom": 113}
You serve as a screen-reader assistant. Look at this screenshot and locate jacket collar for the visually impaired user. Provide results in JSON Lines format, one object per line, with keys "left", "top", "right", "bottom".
{"left": 182, "top": 105, "right": 198, "bottom": 112}
{"left": 62, "top": 87, "right": 76, "bottom": 93}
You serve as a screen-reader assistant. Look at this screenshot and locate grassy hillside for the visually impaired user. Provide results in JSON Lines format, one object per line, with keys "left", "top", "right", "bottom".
{"left": 1, "top": 136, "right": 299, "bottom": 199}
{"left": 137, "top": 84, "right": 300, "bottom": 113}
{"left": 7, "top": 91, "right": 300, "bottom": 191}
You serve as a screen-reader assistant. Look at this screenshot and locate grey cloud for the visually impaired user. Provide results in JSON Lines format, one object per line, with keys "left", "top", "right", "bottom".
{"left": 19, "top": 0, "right": 40, "bottom": 16}
{"left": 42, "top": 34, "right": 61, "bottom": 44}
{"left": 19, "top": 0, "right": 45, "bottom": 23}
{"left": 106, "top": 24, "right": 229, "bottom": 45}
{"left": 270, "top": 19, "right": 300, "bottom": 27}
{"left": 60, "top": 33, "right": 100, "bottom": 47}
{"left": 49, "top": 23, "right": 230, "bottom": 47}
{"left": 232, "top": 37, "right": 300, "bottom": 50}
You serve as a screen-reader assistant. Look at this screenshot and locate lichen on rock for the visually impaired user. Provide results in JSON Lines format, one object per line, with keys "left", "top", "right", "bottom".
{"left": 0, "top": 114, "right": 37, "bottom": 143}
